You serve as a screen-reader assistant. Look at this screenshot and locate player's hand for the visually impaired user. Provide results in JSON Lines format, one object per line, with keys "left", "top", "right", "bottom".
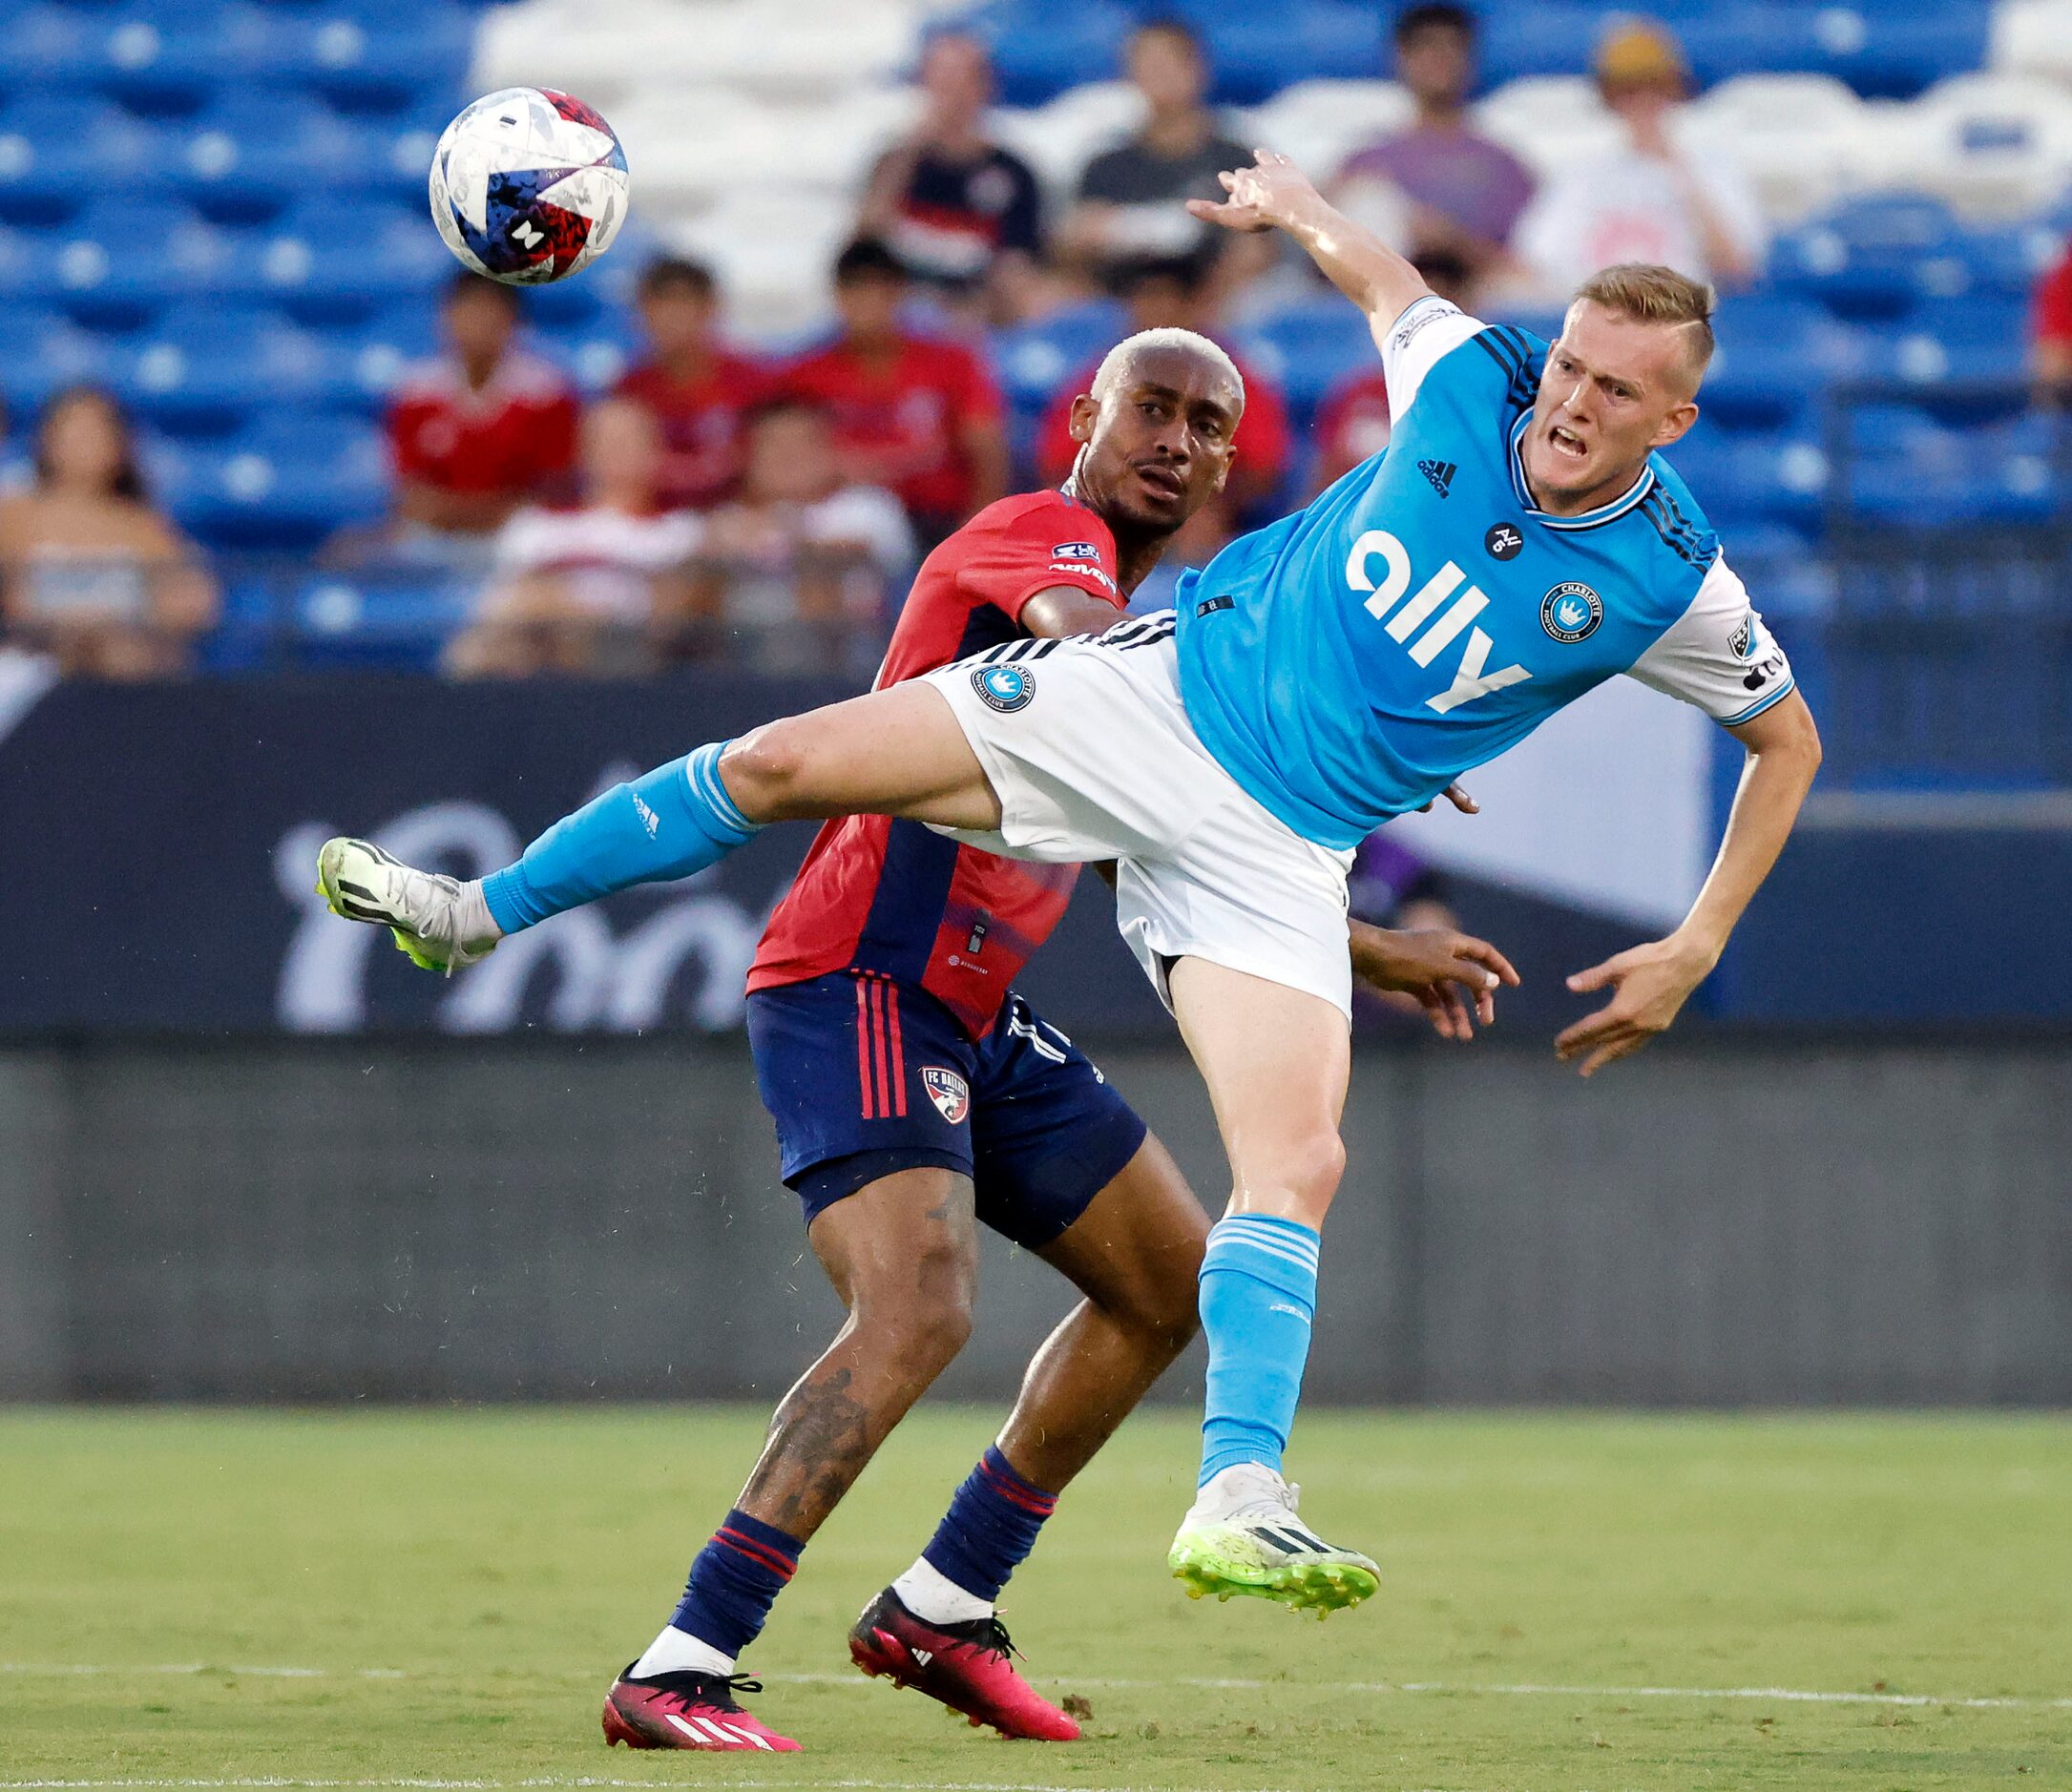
{"left": 1415, "top": 782, "right": 1478, "bottom": 815}
{"left": 1350, "top": 921, "right": 1519, "bottom": 1041}
{"left": 1555, "top": 936, "right": 1717, "bottom": 1076}
{"left": 1185, "top": 149, "right": 1318, "bottom": 235}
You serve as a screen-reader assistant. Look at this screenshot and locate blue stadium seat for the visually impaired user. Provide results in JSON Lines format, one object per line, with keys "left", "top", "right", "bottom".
{"left": 1666, "top": 424, "right": 1830, "bottom": 533}
{"left": 262, "top": 5, "right": 473, "bottom": 110}
{"left": 115, "top": 306, "right": 336, "bottom": 436}
{"left": 288, "top": 569, "right": 474, "bottom": 671}
{"left": 14, "top": 199, "right": 237, "bottom": 328}
{"left": 1195, "top": 7, "right": 1380, "bottom": 105}
{"left": 1473, "top": 6, "right": 1596, "bottom": 90}
{"left": 170, "top": 93, "right": 358, "bottom": 223}
{"left": 1234, "top": 298, "right": 1375, "bottom": 423}
{"left": 991, "top": 299, "right": 1127, "bottom": 413}
{"left": 0, "top": 95, "right": 157, "bottom": 224}
{"left": 0, "top": 304, "right": 114, "bottom": 411}
{"left": 1704, "top": 295, "right": 1868, "bottom": 429}
{"left": 241, "top": 198, "right": 450, "bottom": 324}
{"left": 1872, "top": 295, "right": 2032, "bottom": 424}
{"left": 160, "top": 411, "right": 388, "bottom": 551}
{"left": 962, "top": 2, "right": 1134, "bottom": 107}
{"left": 1769, "top": 194, "right": 1963, "bottom": 320}
{"left": 0, "top": 6, "right": 96, "bottom": 99}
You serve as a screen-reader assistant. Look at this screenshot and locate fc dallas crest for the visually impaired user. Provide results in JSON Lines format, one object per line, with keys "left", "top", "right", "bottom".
{"left": 921, "top": 1067, "right": 970, "bottom": 1124}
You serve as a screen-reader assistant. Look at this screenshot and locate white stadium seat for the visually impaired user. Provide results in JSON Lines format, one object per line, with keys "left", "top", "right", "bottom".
{"left": 1241, "top": 80, "right": 1414, "bottom": 180}
{"left": 1886, "top": 73, "right": 2072, "bottom": 217}
{"left": 1472, "top": 76, "right": 1622, "bottom": 183}
{"left": 1990, "top": 0, "right": 2072, "bottom": 86}
{"left": 1687, "top": 74, "right": 1873, "bottom": 223}
{"left": 993, "top": 82, "right": 1147, "bottom": 198}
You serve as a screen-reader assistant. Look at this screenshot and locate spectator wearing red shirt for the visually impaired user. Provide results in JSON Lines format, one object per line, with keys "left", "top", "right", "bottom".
{"left": 1035, "top": 258, "right": 1291, "bottom": 523}
{"left": 615, "top": 257, "right": 770, "bottom": 511}
{"left": 2034, "top": 240, "right": 2072, "bottom": 403}
{"left": 384, "top": 273, "right": 579, "bottom": 563}
{"left": 781, "top": 238, "right": 1009, "bottom": 545}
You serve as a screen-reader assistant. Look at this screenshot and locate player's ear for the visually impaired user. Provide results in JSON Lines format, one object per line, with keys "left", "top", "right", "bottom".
{"left": 1652, "top": 399, "right": 1699, "bottom": 449}
{"left": 1067, "top": 392, "right": 1100, "bottom": 445}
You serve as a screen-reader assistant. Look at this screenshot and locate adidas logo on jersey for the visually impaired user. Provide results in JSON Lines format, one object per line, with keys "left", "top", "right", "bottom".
{"left": 1418, "top": 459, "right": 1456, "bottom": 497}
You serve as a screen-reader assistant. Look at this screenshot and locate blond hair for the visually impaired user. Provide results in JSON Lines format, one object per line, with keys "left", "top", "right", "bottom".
{"left": 1572, "top": 263, "right": 1716, "bottom": 383}
{"left": 1091, "top": 327, "right": 1245, "bottom": 410}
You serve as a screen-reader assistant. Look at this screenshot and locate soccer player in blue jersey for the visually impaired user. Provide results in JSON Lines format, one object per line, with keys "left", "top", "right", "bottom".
{"left": 316, "top": 152, "right": 1820, "bottom": 1616}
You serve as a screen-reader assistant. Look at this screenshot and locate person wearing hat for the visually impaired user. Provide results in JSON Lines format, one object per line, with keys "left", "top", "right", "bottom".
{"left": 1512, "top": 17, "right": 1764, "bottom": 300}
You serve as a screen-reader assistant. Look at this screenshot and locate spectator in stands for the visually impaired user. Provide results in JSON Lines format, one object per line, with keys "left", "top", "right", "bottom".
{"left": 1035, "top": 257, "right": 1291, "bottom": 525}
{"left": 0, "top": 397, "right": 27, "bottom": 494}
{"left": 1057, "top": 18, "right": 1269, "bottom": 303}
{"left": 1350, "top": 832, "right": 1466, "bottom": 1031}
{"left": 1511, "top": 19, "right": 1764, "bottom": 299}
{"left": 782, "top": 238, "right": 1009, "bottom": 545}
{"left": 615, "top": 257, "right": 770, "bottom": 511}
{"left": 0, "top": 385, "right": 217, "bottom": 679}
{"left": 382, "top": 273, "right": 580, "bottom": 566}
{"left": 687, "top": 398, "right": 914, "bottom": 673}
{"left": 2032, "top": 238, "right": 2072, "bottom": 404}
{"left": 1308, "top": 248, "right": 1475, "bottom": 494}
{"left": 444, "top": 397, "right": 699, "bottom": 678}
{"left": 1329, "top": 5, "right": 1534, "bottom": 297}
{"left": 857, "top": 31, "right": 1045, "bottom": 326}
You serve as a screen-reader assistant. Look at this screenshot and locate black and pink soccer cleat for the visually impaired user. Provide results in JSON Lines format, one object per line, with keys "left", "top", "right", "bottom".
{"left": 600, "top": 1663, "right": 801, "bottom": 1752}
{"left": 848, "top": 1588, "right": 1080, "bottom": 1741}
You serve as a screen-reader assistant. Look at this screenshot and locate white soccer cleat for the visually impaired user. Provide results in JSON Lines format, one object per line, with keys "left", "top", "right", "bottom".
{"left": 1167, "top": 1463, "right": 1379, "bottom": 1616}
{"left": 315, "top": 837, "right": 500, "bottom": 973}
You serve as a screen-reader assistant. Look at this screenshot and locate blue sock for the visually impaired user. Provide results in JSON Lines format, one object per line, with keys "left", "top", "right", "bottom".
{"left": 480, "top": 740, "right": 759, "bottom": 934}
{"left": 668, "top": 1508, "right": 804, "bottom": 1660}
{"left": 1197, "top": 1214, "right": 1320, "bottom": 1487}
{"left": 920, "top": 1446, "right": 1058, "bottom": 1604}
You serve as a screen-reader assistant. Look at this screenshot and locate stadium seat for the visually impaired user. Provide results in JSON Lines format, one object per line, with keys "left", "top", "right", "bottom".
{"left": 961, "top": 2, "right": 1135, "bottom": 108}
{"left": 1666, "top": 424, "right": 1830, "bottom": 533}
{"left": 0, "top": 94, "right": 158, "bottom": 225}
{"left": 160, "top": 411, "right": 389, "bottom": 551}
{"left": 0, "top": 304, "right": 114, "bottom": 411}
{"left": 115, "top": 306, "right": 335, "bottom": 437}
{"left": 1991, "top": 0, "right": 2072, "bottom": 86}
{"left": 244, "top": 198, "right": 452, "bottom": 324}
{"left": 1887, "top": 73, "right": 2072, "bottom": 217}
{"left": 1769, "top": 193, "right": 1966, "bottom": 319}
{"left": 287, "top": 569, "right": 476, "bottom": 671}
{"left": 1244, "top": 79, "right": 1411, "bottom": 177}
{"left": 1234, "top": 299, "right": 1375, "bottom": 421}
{"left": 1685, "top": 73, "right": 1871, "bottom": 223}
{"left": 1193, "top": 7, "right": 1381, "bottom": 107}
{"left": 1704, "top": 295, "right": 1869, "bottom": 429}
{"left": 991, "top": 82, "right": 1144, "bottom": 196}
{"left": 991, "top": 299, "right": 1127, "bottom": 415}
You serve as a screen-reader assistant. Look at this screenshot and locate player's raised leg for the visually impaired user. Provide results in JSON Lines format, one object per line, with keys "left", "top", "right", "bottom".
{"left": 852, "top": 1129, "right": 1207, "bottom": 1736}
{"left": 1160, "top": 957, "right": 1379, "bottom": 1615}
{"left": 316, "top": 680, "right": 999, "bottom": 969}
{"left": 603, "top": 1163, "right": 980, "bottom": 1751}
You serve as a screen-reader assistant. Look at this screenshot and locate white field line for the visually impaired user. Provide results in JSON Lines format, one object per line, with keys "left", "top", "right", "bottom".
{"left": 4, "top": 1661, "right": 2068, "bottom": 1711}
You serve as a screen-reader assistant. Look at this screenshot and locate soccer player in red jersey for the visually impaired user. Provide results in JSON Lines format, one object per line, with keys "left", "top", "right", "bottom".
{"left": 586, "top": 330, "right": 1515, "bottom": 1753}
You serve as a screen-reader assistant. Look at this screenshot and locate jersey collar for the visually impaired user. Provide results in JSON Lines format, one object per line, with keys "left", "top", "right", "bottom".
{"left": 1506, "top": 409, "right": 1656, "bottom": 531}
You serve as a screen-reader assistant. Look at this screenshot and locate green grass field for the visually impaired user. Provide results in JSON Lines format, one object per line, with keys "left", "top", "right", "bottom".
{"left": 3, "top": 1407, "right": 2067, "bottom": 1791}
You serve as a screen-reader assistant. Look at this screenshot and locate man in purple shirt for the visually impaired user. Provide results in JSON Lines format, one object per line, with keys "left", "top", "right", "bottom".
{"left": 1328, "top": 4, "right": 1534, "bottom": 301}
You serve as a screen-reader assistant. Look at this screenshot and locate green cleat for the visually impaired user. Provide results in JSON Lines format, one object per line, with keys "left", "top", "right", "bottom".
{"left": 1167, "top": 1465, "right": 1379, "bottom": 1617}
{"left": 315, "top": 837, "right": 501, "bottom": 974}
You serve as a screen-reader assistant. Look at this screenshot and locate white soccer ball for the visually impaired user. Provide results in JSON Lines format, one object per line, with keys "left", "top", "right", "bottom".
{"left": 428, "top": 87, "right": 630, "bottom": 285}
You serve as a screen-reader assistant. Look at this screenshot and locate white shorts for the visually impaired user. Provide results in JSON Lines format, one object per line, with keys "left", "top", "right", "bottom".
{"left": 921, "top": 614, "right": 1355, "bottom": 1019}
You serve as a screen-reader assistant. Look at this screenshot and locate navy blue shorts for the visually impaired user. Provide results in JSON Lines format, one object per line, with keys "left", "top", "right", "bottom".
{"left": 745, "top": 971, "right": 1149, "bottom": 1250}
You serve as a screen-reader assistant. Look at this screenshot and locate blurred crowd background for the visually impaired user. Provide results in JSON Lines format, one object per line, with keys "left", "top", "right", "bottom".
{"left": 2, "top": 0, "right": 2070, "bottom": 693}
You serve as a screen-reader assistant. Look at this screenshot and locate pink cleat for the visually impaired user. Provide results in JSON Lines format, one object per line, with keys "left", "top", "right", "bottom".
{"left": 600, "top": 1664, "right": 802, "bottom": 1752}
{"left": 848, "top": 1588, "right": 1080, "bottom": 1741}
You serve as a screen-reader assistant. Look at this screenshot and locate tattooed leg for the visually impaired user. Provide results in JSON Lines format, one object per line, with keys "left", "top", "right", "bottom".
{"left": 733, "top": 1166, "right": 979, "bottom": 1540}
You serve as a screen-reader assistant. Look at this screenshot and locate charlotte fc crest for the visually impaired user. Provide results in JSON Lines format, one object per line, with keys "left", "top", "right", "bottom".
{"left": 1539, "top": 581, "right": 1603, "bottom": 643}
{"left": 921, "top": 1067, "right": 971, "bottom": 1123}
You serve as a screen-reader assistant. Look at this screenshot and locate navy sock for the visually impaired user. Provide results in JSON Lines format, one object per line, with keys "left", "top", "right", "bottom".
{"left": 480, "top": 740, "right": 759, "bottom": 934}
{"left": 668, "top": 1508, "right": 805, "bottom": 1660}
{"left": 920, "top": 1446, "right": 1058, "bottom": 1604}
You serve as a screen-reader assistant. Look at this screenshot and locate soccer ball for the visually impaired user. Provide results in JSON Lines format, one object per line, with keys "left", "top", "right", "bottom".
{"left": 429, "top": 87, "right": 630, "bottom": 285}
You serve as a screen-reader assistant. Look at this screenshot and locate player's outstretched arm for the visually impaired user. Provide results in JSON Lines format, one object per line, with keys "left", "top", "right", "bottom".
{"left": 1187, "top": 150, "right": 1433, "bottom": 344}
{"left": 1556, "top": 690, "right": 1822, "bottom": 1076}
{"left": 1350, "top": 921, "right": 1519, "bottom": 1042}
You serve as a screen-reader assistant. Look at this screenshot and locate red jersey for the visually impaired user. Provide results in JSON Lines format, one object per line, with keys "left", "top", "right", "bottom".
{"left": 1034, "top": 346, "right": 1293, "bottom": 497}
{"left": 614, "top": 351, "right": 771, "bottom": 509}
{"left": 386, "top": 348, "right": 578, "bottom": 499}
{"left": 2036, "top": 245, "right": 2072, "bottom": 349}
{"left": 1312, "top": 366, "right": 1392, "bottom": 488}
{"left": 749, "top": 490, "right": 1124, "bottom": 1037}
{"left": 780, "top": 333, "right": 1003, "bottom": 523}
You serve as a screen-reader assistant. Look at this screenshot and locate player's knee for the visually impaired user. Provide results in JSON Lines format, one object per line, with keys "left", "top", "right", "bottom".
{"left": 1277, "top": 1127, "right": 1346, "bottom": 1220}
{"left": 854, "top": 1247, "right": 975, "bottom": 1374}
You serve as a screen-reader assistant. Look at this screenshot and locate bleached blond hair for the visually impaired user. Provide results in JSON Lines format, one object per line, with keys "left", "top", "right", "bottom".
{"left": 1089, "top": 327, "right": 1245, "bottom": 410}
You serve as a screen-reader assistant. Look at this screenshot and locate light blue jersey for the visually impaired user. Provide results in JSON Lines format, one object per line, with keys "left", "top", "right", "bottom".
{"left": 1175, "top": 299, "right": 1795, "bottom": 850}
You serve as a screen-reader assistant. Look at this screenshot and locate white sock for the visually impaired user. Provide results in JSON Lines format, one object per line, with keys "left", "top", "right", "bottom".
{"left": 455, "top": 879, "right": 501, "bottom": 943}
{"left": 890, "top": 1555, "right": 994, "bottom": 1626}
{"left": 629, "top": 1623, "right": 735, "bottom": 1679}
